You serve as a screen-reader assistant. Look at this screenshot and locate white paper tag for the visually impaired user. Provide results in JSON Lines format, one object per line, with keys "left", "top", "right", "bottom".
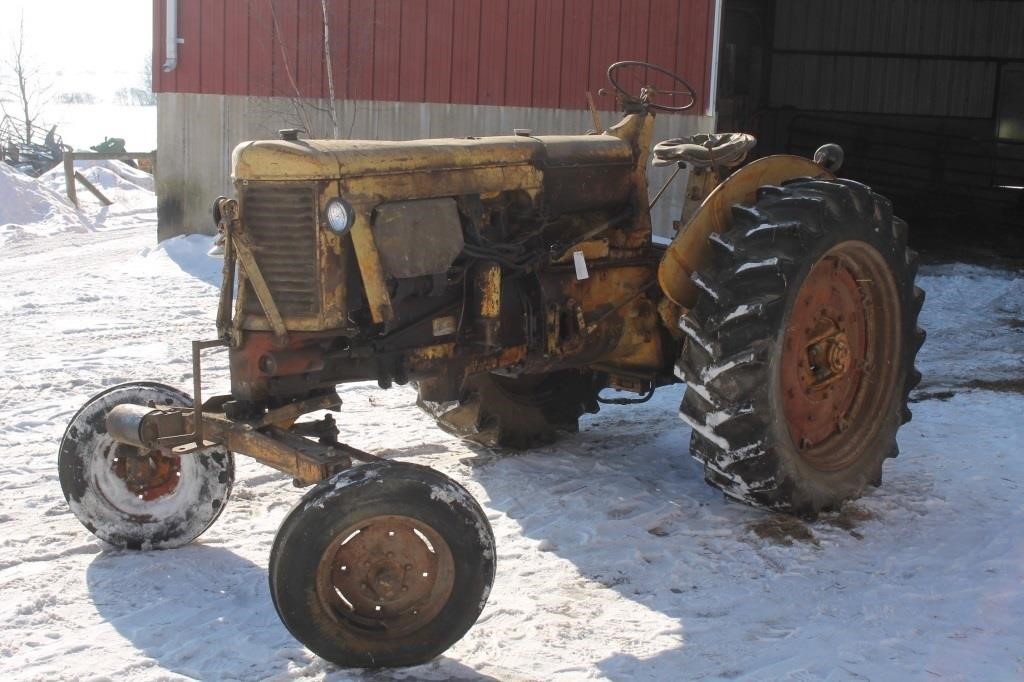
{"left": 573, "top": 250, "right": 589, "bottom": 280}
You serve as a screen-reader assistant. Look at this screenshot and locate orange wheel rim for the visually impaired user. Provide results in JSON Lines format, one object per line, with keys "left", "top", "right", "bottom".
{"left": 111, "top": 444, "right": 182, "bottom": 501}
{"left": 316, "top": 514, "right": 455, "bottom": 638}
{"left": 780, "top": 241, "right": 901, "bottom": 471}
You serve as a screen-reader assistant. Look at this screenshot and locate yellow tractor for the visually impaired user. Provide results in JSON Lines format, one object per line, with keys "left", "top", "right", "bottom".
{"left": 59, "top": 62, "right": 923, "bottom": 668}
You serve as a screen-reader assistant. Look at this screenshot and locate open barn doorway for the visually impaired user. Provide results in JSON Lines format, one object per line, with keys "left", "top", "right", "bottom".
{"left": 716, "top": 0, "right": 1024, "bottom": 259}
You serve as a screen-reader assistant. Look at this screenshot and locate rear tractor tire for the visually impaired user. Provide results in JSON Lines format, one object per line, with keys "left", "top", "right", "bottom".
{"left": 677, "top": 178, "right": 925, "bottom": 515}
{"left": 59, "top": 382, "right": 234, "bottom": 549}
{"left": 269, "top": 461, "right": 496, "bottom": 668}
{"left": 418, "top": 370, "right": 601, "bottom": 449}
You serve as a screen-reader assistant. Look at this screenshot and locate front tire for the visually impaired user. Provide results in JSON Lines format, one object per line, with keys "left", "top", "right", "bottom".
{"left": 678, "top": 179, "right": 925, "bottom": 515}
{"left": 59, "top": 382, "right": 234, "bottom": 549}
{"left": 269, "top": 461, "right": 496, "bottom": 668}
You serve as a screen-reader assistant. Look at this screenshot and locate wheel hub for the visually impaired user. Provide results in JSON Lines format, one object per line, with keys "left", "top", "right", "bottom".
{"left": 780, "top": 242, "right": 900, "bottom": 470}
{"left": 112, "top": 444, "right": 181, "bottom": 501}
{"left": 803, "top": 323, "right": 853, "bottom": 388}
{"left": 825, "top": 334, "right": 851, "bottom": 376}
{"left": 318, "top": 514, "right": 454, "bottom": 637}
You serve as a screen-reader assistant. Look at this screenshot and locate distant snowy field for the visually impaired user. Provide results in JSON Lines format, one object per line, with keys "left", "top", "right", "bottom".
{"left": 49, "top": 103, "right": 157, "bottom": 152}
{"left": 0, "top": 164, "right": 1021, "bottom": 681}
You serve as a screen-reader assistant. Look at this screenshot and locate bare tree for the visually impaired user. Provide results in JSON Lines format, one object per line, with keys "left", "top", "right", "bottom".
{"left": 1, "top": 13, "right": 51, "bottom": 144}
{"left": 321, "top": 0, "right": 340, "bottom": 139}
{"left": 257, "top": 0, "right": 343, "bottom": 138}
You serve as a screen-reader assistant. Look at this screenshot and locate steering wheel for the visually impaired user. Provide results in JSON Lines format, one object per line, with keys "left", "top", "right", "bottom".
{"left": 607, "top": 61, "right": 697, "bottom": 113}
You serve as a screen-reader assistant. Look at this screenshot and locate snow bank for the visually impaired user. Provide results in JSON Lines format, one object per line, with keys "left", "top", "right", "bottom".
{"left": 142, "top": 233, "right": 223, "bottom": 286}
{"left": 1, "top": 159, "right": 156, "bottom": 244}
{"left": 0, "top": 163, "right": 83, "bottom": 236}
{"left": 40, "top": 159, "right": 155, "bottom": 194}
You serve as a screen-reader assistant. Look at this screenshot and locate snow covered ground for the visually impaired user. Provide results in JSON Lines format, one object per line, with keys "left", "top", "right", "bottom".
{"left": 0, "top": 170, "right": 1022, "bottom": 681}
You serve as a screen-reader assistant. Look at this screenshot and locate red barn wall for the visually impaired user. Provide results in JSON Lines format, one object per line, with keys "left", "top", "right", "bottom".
{"left": 154, "top": 0, "right": 716, "bottom": 113}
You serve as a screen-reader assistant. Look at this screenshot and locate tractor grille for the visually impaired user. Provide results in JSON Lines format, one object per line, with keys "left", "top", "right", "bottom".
{"left": 241, "top": 183, "right": 319, "bottom": 317}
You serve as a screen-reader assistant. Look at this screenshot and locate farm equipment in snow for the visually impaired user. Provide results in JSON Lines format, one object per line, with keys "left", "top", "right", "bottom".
{"left": 1, "top": 116, "right": 71, "bottom": 177}
{"left": 60, "top": 62, "right": 924, "bottom": 668}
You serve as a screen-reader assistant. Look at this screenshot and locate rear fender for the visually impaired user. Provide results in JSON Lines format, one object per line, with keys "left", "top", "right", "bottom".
{"left": 657, "top": 155, "right": 833, "bottom": 309}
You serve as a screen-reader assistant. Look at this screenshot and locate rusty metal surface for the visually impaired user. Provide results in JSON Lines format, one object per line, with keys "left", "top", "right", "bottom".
{"left": 781, "top": 256, "right": 865, "bottom": 452}
{"left": 658, "top": 155, "right": 834, "bottom": 308}
{"left": 232, "top": 230, "right": 289, "bottom": 341}
{"left": 315, "top": 514, "right": 455, "bottom": 638}
{"left": 373, "top": 198, "right": 464, "bottom": 279}
{"left": 254, "top": 393, "right": 341, "bottom": 429}
{"left": 349, "top": 210, "right": 395, "bottom": 324}
{"left": 217, "top": 110, "right": 681, "bottom": 422}
{"left": 238, "top": 183, "right": 319, "bottom": 318}
{"left": 234, "top": 136, "right": 540, "bottom": 181}
{"left": 780, "top": 241, "right": 901, "bottom": 471}
{"left": 258, "top": 347, "right": 326, "bottom": 378}
{"left": 234, "top": 134, "right": 630, "bottom": 182}
{"left": 111, "top": 447, "right": 181, "bottom": 502}
{"left": 607, "top": 114, "right": 655, "bottom": 237}
{"left": 216, "top": 199, "right": 238, "bottom": 339}
{"left": 539, "top": 135, "right": 634, "bottom": 214}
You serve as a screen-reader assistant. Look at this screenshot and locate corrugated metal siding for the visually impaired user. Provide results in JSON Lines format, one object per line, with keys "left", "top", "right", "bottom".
{"left": 769, "top": 0, "right": 1024, "bottom": 117}
{"left": 770, "top": 55, "right": 998, "bottom": 117}
{"left": 153, "top": 0, "right": 715, "bottom": 113}
{"left": 774, "top": 0, "right": 1024, "bottom": 58}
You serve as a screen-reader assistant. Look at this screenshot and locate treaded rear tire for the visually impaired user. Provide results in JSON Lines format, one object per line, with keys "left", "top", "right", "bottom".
{"left": 677, "top": 178, "right": 925, "bottom": 515}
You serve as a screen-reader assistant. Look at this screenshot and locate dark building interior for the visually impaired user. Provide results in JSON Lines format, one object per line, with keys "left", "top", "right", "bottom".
{"left": 715, "top": 0, "right": 1024, "bottom": 259}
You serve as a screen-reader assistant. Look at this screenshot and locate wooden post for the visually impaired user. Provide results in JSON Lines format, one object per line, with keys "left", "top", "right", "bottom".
{"left": 73, "top": 170, "right": 113, "bottom": 206}
{"left": 63, "top": 152, "right": 78, "bottom": 208}
{"left": 61, "top": 150, "right": 157, "bottom": 207}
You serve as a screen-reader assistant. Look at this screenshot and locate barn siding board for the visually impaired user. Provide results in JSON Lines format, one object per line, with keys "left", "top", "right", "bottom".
{"left": 559, "top": 0, "right": 592, "bottom": 110}
{"left": 154, "top": 0, "right": 716, "bottom": 113}
{"left": 271, "top": 0, "right": 299, "bottom": 98}
{"left": 399, "top": 0, "right": 428, "bottom": 102}
{"left": 450, "top": 0, "right": 482, "bottom": 104}
{"left": 588, "top": 0, "right": 621, "bottom": 111}
{"left": 298, "top": 3, "right": 324, "bottom": 99}
{"left": 199, "top": 1, "right": 225, "bottom": 95}
{"left": 532, "top": 0, "right": 565, "bottom": 108}
{"left": 247, "top": 0, "right": 275, "bottom": 97}
{"left": 647, "top": 0, "right": 680, "bottom": 81}
{"left": 327, "top": 0, "right": 350, "bottom": 100}
{"left": 372, "top": 0, "right": 401, "bottom": 102}
{"left": 478, "top": 0, "right": 509, "bottom": 106}
{"left": 424, "top": 0, "right": 455, "bottom": 102}
{"left": 176, "top": 0, "right": 202, "bottom": 93}
{"left": 224, "top": 0, "right": 251, "bottom": 96}
{"left": 677, "top": 0, "right": 712, "bottom": 110}
{"left": 504, "top": 0, "right": 537, "bottom": 108}
{"left": 348, "top": 0, "right": 375, "bottom": 100}
{"left": 618, "top": 0, "right": 651, "bottom": 62}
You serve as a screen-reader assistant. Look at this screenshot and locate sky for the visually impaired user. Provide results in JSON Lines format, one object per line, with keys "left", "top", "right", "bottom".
{"left": 0, "top": 1, "right": 153, "bottom": 101}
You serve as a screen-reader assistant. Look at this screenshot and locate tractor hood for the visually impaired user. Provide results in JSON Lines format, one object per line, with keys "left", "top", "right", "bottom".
{"left": 231, "top": 134, "right": 633, "bottom": 182}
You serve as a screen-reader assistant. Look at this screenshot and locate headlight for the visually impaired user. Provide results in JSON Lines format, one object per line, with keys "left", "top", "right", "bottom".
{"left": 324, "top": 198, "right": 354, "bottom": 235}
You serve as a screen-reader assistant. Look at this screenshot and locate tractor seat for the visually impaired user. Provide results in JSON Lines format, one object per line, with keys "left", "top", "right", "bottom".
{"left": 653, "top": 132, "right": 756, "bottom": 169}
